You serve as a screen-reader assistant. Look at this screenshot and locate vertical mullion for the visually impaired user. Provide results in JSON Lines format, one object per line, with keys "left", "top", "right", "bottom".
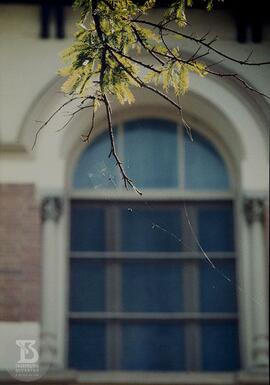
{"left": 114, "top": 205, "right": 122, "bottom": 370}
{"left": 117, "top": 123, "right": 125, "bottom": 190}
{"left": 106, "top": 205, "right": 122, "bottom": 370}
{"left": 105, "top": 124, "right": 124, "bottom": 369}
{"left": 105, "top": 205, "right": 113, "bottom": 370}
{"left": 182, "top": 205, "right": 201, "bottom": 371}
{"left": 178, "top": 123, "right": 185, "bottom": 190}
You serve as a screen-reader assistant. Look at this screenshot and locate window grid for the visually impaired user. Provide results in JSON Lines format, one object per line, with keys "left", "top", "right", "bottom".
{"left": 72, "top": 120, "right": 231, "bottom": 192}
{"left": 69, "top": 118, "right": 238, "bottom": 371}
{"left": 68, "top": 200, "right": 238, "bottom": 371}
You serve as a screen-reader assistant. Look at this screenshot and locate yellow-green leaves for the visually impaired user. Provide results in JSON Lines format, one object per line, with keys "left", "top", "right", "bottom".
{"left": 114, "top": 83, "right": 135, "bottom": 104}
{"left": 140, "top": 0, "right": 156, "bottom": 13}
{"left": 189, "top": 61, "right": 207, "bottom": 76}
{"left": 165, "top": 0, "right": 188, "bottom": 28}
{"left": 144, "top": 58, "right": 206, "bottom": 96}
{"left": 61, "top": 71, "right": 82, "bottom": 94}
{"left": 135, "top": 25, "right": 161, "bottom": 45}
{"left": 206, "top": 0, "right": 214, "bottom": 11}
{"left": 176, "top": 65, "right": 189, "bottom": 95}
{"left": 59, "top": 0, "right": 209, "bottom": 108}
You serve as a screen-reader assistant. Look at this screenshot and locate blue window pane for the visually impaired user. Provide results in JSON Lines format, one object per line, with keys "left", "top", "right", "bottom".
{"left": 201, "top": 321, "right": 240, "bottom": 371}
{"left": 69, "top": 259, "right": 105, "bottom": 312}
{"left": 69, "top": 320, "right": 106, "bottom": 370}
{"left": 200, "top": 260, "right": 237, "bottom": 313}
{"left": 121, "top": 208, "right": 182, "bottom": 251}
{"left": 70, "top": 204, "right": 105, "bottom": 251}
{"left": 185, "top": 132, "right": 230, "bottom": 190}
{"left": 122, "top": 261, "right": 183, "bottom": 312}
{"left": 124, "top": 119, "right": 178, "bottom": 188}
{"left": 73, "top": 132, "right": 118, "bottom": 189}
{"left": 122, "top": 322, "right": 185, "bottom": 370}
{"left": 198, "top": 204, "right": 234, "bottom": 252}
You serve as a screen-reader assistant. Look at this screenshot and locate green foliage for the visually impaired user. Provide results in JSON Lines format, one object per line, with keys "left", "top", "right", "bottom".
{"left": 59, "top": 0, "right": 215, "bottom": 106}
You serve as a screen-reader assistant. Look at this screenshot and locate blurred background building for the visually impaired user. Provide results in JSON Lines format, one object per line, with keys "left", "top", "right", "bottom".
{"left": 0, "top": 1, "right": 269, "bottom": 384}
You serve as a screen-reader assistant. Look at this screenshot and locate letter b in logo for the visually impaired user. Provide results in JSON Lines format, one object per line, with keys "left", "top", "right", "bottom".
{"left": 16, "top": 340, "right": 39, "bottom": 364}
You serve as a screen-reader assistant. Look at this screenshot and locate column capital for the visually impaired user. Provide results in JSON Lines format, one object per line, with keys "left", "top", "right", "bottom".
{"left": 244, "top": 197, "right": 265, "bottom": 225}
{"left": 41, "top": 196, "right": 63, "bottom": 223}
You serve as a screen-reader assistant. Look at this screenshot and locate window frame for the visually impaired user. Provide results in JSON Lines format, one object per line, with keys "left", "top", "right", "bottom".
{"left": 65, "top": 113, "right": 242, "bottom": 374}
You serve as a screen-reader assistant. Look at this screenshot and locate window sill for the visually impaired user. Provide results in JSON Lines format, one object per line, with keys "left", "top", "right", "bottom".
{"left": 1, "top": 370, "right": 269, "bottom": 385}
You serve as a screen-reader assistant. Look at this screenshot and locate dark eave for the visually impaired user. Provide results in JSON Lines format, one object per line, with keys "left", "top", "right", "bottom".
{"left": 0, "top": 0, "right": 268, "bottom": 43}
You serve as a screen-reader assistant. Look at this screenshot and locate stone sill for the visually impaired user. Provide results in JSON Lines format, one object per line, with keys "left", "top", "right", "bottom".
{"left": 0, "top": 370, "right": 269, "bottom": 385}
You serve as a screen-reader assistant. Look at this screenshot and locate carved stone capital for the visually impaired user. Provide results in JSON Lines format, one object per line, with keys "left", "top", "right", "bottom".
{"left": 244, "top": 198, "right": 265, "bottom": 225}
{"left": 41, "top": 197, "right": 62, "bottom": 223}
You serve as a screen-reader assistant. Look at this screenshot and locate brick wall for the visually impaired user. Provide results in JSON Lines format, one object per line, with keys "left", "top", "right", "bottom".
{"left": 0, "top": 184, "right": 40, "bottom": 321}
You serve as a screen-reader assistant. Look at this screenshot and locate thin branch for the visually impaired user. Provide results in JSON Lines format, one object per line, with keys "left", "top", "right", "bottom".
{"left": 56, "top": 104, "right": 93, "bottom": 133}
{"left": 81, "top": 105, "right": 96, "bottom": 143}
{"left": 103, "top": 94, "right": 142, "bottom": 195}
{"left": 206, "top": 68, "right": 270, "bottom": 101}
{"left": 132, "top": 26, "right": 165, "bottom": 66}
{"left": 32, "top": 97, "right": 77, "bottom": 149}
{"left": 108, "top": 45, "right": 161, "bottom": 73}
{"left": 32, "top": 95, "right": 99, "bottom": 148}
{"left": 133, "top": 19, "right": 270, "bottom": 66}
{"left": 177, "top": 95, "right": 193, "bottom": 141}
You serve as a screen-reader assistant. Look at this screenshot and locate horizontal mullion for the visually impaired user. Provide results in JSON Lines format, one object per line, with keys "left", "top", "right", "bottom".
{"left": 70, "top": 251, "right": 236, "bottom": 260}
{"left": 69, "top": 190, "right": 234, "bottom": 201}
{"left": 69, "top": 312, "right": 238, "bottom": 321}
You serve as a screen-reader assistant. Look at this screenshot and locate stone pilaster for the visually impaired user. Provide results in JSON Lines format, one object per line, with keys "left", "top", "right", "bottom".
{"left": 244, "top": 198, "right": 269, "bottom": 369}
{"left": 40, "top": 197, "right": 63, "bottom": 368}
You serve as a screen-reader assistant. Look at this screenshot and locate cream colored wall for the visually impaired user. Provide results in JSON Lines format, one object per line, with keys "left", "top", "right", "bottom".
{"left": 0, "top": 6, "right": 78, "bottom": 144}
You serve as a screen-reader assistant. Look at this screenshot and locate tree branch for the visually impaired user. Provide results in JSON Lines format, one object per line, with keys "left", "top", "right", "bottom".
{"left": 92, "top": 0, "right": 142, "bottom": 194}
{"left": 103, "top": 94, "right": 142, "bottom": 195}
{"left": 133, "top": 19, "right": 270, "bottom": 66}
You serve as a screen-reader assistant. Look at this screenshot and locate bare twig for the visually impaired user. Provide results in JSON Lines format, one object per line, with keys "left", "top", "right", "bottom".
{"left": 133, "top": 19, "right": 270, "bottom": 66}
{"left": 103, "top": 94, "right": 142, "bottom": 195}
{"left": 32, "top": 97, "right": 77, "bottom": 149}
{"left": 81, "top": 105, "right": 96, "bottom": 143}
{"left": 56, "top": 104, "right": 92, "bottom": 133}
{"left": 206, "top": 68, "right": 270, "bottom": 101}
{"left": 32, "top": 95, "right": 99, "bottom": 148}
{"left": 108, "top": 45, "right": 161, "bottom": 73}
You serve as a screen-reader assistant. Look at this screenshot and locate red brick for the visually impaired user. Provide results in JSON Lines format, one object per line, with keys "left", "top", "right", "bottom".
{"left": 0, "top": 184, "right": 41, "bottom": 321}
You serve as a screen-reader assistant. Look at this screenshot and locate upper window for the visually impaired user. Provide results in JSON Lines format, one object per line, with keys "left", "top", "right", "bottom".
{"left": 72, "top": 118, "right": 230, "bottom": 191}
{"left": 69, "top": 118, "right": 239, "bottom": 372}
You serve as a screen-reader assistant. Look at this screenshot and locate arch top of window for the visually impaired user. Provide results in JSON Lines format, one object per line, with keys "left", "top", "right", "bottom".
{"left": 72, "top": 118, "right": 232, "bottom": 193}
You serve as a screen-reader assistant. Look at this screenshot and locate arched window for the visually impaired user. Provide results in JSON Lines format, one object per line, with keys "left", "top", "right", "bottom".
{"left": 69, "top": 118, "right": 240, "bottom": 372}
